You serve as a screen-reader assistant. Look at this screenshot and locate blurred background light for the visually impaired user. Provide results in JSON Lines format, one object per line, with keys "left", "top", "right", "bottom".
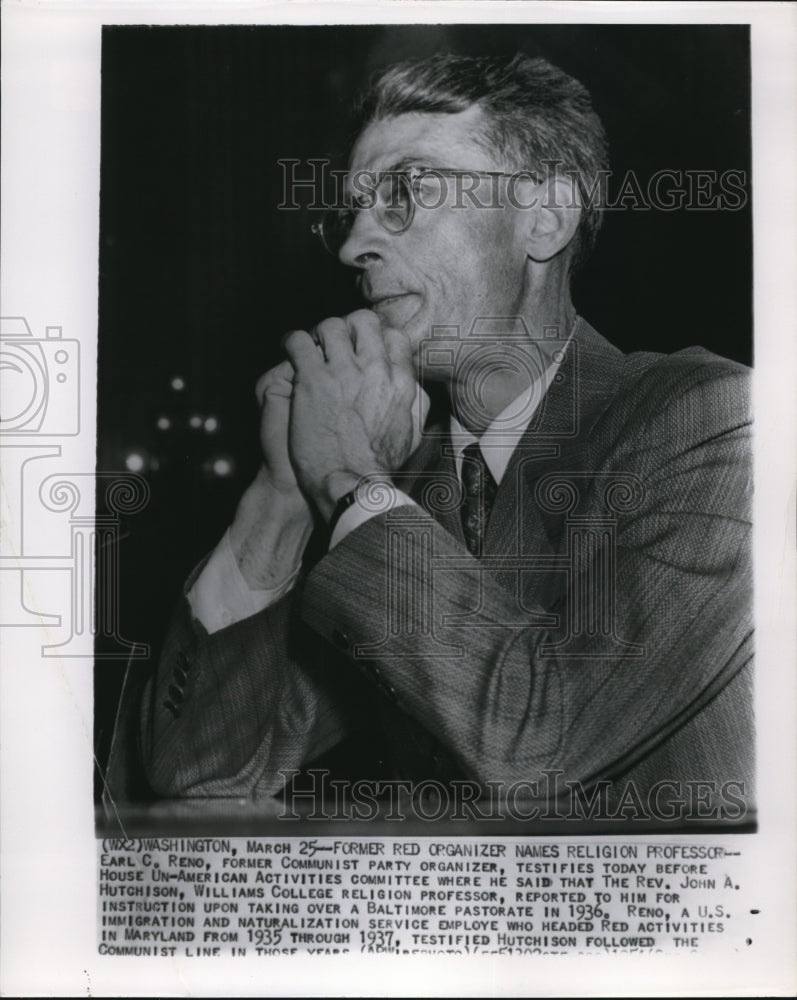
{"left": 124, "top": 450, "right": 147, "bottom": 473}
{"left": 209, "top": 455, "right": 234, "bottom": 478}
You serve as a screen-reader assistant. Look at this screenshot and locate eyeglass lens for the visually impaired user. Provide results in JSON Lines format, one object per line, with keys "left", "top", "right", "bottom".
{"left": 316, "top": 172, "right": 414, "bottom": 255}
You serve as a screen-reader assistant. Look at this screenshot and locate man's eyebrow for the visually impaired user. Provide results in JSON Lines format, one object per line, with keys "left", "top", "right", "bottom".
{"left": 385, "top": 156, "right": 434, "bottom": 172}
{"left": 353, "top": 155, "right": 440, "bottom": 176}
{"left": 344, "top": 155, "right": 442, "bottom": 196}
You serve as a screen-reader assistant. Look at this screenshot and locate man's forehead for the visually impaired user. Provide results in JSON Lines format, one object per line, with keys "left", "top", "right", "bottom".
{"left": 348, "top": 105, "right": 495, "bottom": 175}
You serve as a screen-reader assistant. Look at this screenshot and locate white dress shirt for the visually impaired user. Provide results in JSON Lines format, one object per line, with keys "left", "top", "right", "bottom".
{"left": 189, "top": 343, "right": 567, "bottom": 633}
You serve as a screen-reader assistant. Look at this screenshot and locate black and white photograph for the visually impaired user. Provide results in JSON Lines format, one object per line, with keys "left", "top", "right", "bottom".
{"left": 97, "top": 23, "right": 755, "bottom": 832}
{"left": 1, "top": 2, "right": 795, "bottom": 996}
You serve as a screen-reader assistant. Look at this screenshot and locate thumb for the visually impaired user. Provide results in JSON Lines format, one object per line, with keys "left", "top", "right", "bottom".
{"left": 255, "top": 359, "right": 295, "bottom": 408}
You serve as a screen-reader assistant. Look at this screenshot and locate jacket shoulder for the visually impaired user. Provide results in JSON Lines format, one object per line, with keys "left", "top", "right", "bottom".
{"left": 621, "top": 346, "right": 750, "bottom": 396}
{"left": 609, "top": 346, "right": 751, "bottom": 426}
{"left": 579, "top": 345, "right": 752, "bottom": 470}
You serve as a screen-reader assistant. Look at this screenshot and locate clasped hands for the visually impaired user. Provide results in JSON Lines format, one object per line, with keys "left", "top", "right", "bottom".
{"left": 255, "top": 309, "right": 430, "bottom": 523}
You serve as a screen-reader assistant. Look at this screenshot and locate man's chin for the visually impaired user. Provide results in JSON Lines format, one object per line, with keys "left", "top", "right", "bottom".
{"left": 372, "top": 293, "right": 421, "bottom": 330}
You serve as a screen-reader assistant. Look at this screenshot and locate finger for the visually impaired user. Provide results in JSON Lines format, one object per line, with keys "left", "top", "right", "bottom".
{"left": 255, "top": 359, "right": 295, "bottom": 407}
{"left": 282, "top": 329, "right": 323, "bottom": 373}
{"left": 346, "top": 308, "right": 385, "bottom": 360}
{"left": 313, "top": 316, "right": 353, "bottom": 367}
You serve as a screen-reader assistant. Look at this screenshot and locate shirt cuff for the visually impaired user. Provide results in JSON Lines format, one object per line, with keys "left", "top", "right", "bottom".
{"left": 329, "top": 487, "right": 418, "bottom": 549}
{"left": 187, "top": 527, "right": 301, "bottom": 634}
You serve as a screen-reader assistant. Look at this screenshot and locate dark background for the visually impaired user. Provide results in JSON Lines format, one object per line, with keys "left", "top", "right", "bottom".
{"left": 95, "top": 24, "right": 752, "bottom": 799}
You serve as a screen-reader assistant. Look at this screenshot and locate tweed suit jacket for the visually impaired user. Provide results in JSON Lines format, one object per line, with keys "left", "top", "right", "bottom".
{"left": 139, "top": 317, "right": 753, "bottom": 810}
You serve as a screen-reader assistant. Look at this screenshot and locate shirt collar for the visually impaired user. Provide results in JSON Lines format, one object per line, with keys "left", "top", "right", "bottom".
{"left": 449, "top": 334, "right": 571, "bottom": 484}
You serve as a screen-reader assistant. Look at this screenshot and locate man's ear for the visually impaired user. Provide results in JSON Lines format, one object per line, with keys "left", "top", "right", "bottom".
{"left": 524, "top": 175, "right": 582, "bottom": 262}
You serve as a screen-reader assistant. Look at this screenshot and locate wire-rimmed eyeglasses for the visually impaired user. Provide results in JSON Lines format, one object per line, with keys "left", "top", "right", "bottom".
{"left": 310, "top": 167, "right": 539, "bottom": 257}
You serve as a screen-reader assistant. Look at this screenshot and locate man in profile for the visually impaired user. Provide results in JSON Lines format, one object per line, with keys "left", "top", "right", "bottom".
{"left": 137, "top": 53, "right": 752, "bottom": 818}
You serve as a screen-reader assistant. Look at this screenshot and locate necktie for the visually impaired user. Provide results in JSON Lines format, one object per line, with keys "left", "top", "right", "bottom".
{"left": 460, "top": 442, "right": 498, "bottom": 556}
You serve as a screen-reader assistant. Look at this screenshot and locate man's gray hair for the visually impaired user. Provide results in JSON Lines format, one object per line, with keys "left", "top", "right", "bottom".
{"left": 356, "top": 52, "right": 609, "bottom": 268}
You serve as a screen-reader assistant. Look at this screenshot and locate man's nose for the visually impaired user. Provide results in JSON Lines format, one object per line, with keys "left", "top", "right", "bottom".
{"left": 338, "top": 208, "right": 386, "bottom": 269}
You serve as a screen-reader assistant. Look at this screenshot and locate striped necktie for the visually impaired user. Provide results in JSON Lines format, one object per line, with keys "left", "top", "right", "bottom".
{"left": 460, "top": 441, "right": 498, "bottom": 556}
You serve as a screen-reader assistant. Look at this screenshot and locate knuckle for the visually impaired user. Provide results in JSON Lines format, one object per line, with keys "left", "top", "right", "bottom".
{"left": 348, "top": 308, "right": 380, "bottom": 331}
{"left": 316, "top": 316, "right": 347, "bottom": 338}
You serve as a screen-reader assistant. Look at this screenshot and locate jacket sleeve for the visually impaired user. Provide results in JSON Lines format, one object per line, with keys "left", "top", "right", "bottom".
{"left": 300, "top": 358, "right": 753, "bottom": 788}
{"left": 140, "top": 570, "right": 353, "bottom": 798}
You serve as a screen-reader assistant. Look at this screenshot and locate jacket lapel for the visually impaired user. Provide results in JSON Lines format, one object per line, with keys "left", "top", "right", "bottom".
{"left": 485, "top": 318, "right": 627, "bottom": 606}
